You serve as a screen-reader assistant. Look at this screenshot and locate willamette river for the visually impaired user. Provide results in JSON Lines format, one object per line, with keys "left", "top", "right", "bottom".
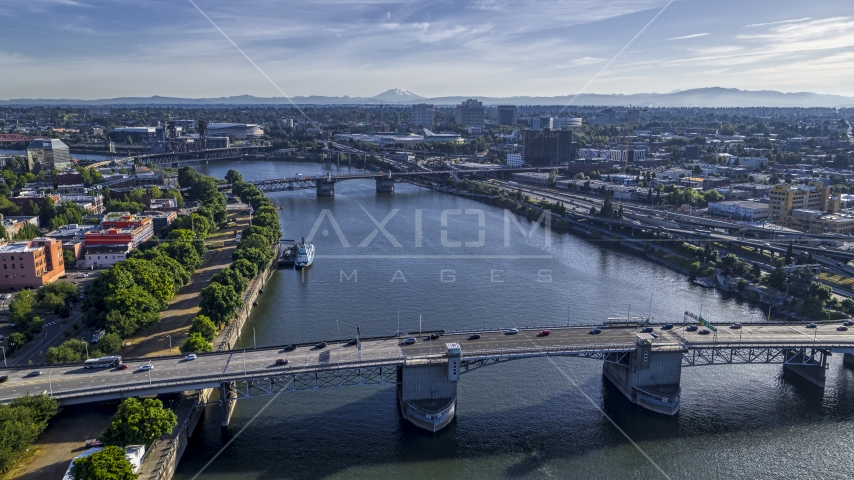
{"left": 171, "top": 159, "right": 854, "bottom": 480}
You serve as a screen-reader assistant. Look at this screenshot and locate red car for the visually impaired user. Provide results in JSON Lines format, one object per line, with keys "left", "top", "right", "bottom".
{"left": 116, "top": 364, "right": 129, "bottom": 370}
{"left": 838, "top": 326, "right": 849, "bottom": 332}
{"left": 275, "top": 359, "right": 289, "bottom": 366}
{"left": 537, "top": 330, "right": 550, "bottom": 337}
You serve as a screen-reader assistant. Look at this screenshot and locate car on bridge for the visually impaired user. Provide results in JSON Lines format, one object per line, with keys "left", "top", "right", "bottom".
{"left": 116, "top": 364, "right": 129, "bottom": 370}
{"left": 138, "top": 364, "right": 153, "bottom": 371}
{"left": 281, "top": 345, "right": 296, "bottom": 352}
{"left": 698, "top": 329, "right": 711, "bottom": 335}
{"left": 730, "top": 323, "right": 742, "bottom": 329}
{"left": 588, "top": 328, "right": 602, "bottom": 335}
{"left": 467, "top": 334, "right": 481, "bottom": 340}
{"left": 661, "top": 324, "right": 674, "bottom": 330}
{"left": 838, "top": 326, "right": 849, "bottom": 332}
{"left": 641, "top": 327, "right": 654, "bottom": 333}
{"left": 844, "top": 321, "right": 854, "bottom": 327}
{"left": 0, "top": 375, "right": 7, "bottom": 383}
{"left": 537, "top": 330, "right": 550, "bottom": 337}
{"left": 25, "top": 371, "right": 43, "bottom": 377}
{"left": 185, "top": 354, "right": 197, "bottom": 361}
{"left": 315, "top": 342, "right": 328, "bottom": 349}
{"left": 275, "top": 359, "right": 289, "bottom": 365}
{"left": 346, "top": 339, "right": 358, "bottom": 346}
{"left": 504, "top": 328, "right": 519, "bottom": 335}
{"left": 403, "top": 338, "right": 417, "bottom": 345}
{"left": 427, "top": 333, "right": 442, "bottom": 340}
{"left": 806, "top": 323, "right": 817, "bottom": 329}
{"left": 686, "top": 325, "right": 699, "bottom": 332}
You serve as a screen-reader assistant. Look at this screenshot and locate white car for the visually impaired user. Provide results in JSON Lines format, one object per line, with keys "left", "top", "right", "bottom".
{"left": 184, "top": 354, "right": 197, "bottom": 360}
{"left": 505, "top": 328, "right": 519, "bottom": 335}
{"left": 138, "top": 364, "right": 153, "bottom": 371}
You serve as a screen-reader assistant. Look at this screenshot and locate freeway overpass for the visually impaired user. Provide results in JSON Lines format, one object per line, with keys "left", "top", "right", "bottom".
{"left": 2, "top": 323, "right": 853, "bottom": 432}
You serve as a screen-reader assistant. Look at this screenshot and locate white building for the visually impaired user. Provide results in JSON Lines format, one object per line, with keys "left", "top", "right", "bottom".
{"left": 506, "top": 153, "right": 523, "bottom": 167}
{"left": 553, "top": 117, "right": 582, "bottom": 128}
{"left": 206, "top": 123, "right": 264, "bottom": 139}
{"left": 707, "top": 200, "right": 769, "bottom": 221}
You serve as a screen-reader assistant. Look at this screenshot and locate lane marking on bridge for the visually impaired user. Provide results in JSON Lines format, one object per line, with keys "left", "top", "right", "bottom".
{"left": 222, "top": 354, "right": 233, "bottom": 374}
{"left": 786, "top": 325, "right": 819, "bottom": 341}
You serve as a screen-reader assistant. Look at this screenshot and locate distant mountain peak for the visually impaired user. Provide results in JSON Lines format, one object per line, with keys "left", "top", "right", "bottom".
{"left": 372, "top": 88, "right": 424, "bottom": 101}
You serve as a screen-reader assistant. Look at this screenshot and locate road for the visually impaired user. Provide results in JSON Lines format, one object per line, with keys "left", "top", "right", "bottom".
{"left": 3, "top": 323, "right": 854, "bottom": 403}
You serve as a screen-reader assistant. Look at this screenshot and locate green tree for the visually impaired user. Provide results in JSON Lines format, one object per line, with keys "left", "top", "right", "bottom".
{"left": 160, "top": 242, "right": 202, "bottom": 272}
{"left": 231, "top": 258, "right": 258, "bottom": 280}
{"left": 181, "top": 332, "right": 213, "bottom": 353}
{"left": 210, "top": 268, "right": 248, "bottom": 296}
{"left": 8, "top": 332, "right": 27, "bottom": 351}
{"left": 199, "top": 282, "right": 242, "bottom": 325}
{"left": 751, "top": 262, "right": 762, "bottom": 278}
{"left": 70, "top": 445, "right": 136, "bottom": 480}
{"left": 98, "top": 333, "right": 123, "bottom": 354}
{"left": 225, "top": 169, "right": 243, "bottom": 184}
{"left": 0, "top": 394, "right": 59, "bottom": 471}
{"left": 101, "top": 398, "right": 177, "bottom": 447}
{"left": 14, "top": 222, "right": 41, "bottom": 240}
{"left": 9, "top": 290, "right": 36, "bottom": 324}
{"left": 63, "top": 249, "right": 77, "bottom": 268}
{"left": 46, "top": 338, "right": 89, "bottom": 364}
{"left": 188, "top": 315, "right": 217, "bottom": 342}
{"left": 232, "top": 246, "right": 272, "bottom": 272}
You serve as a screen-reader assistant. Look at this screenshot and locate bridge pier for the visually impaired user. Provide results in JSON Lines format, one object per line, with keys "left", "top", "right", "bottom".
{"left": 602, "top": 334, "right": 682, "bottom": 415}
{"left": 844, "top": 353, "right": 854, "bottom": 369}
{"left": 219, "top": 382, "right": 237, "bottom": 427}
{"left": 316, "top": 173, "right": 335, "bottom": 197}
{"left": 782, "top": 348, "right": 827, "bottom": 388}
{"left": 376, "top": 175, "right": 394, "bottom": 193}
{"left": 397, "top": 343, "right": 461, "bottom": 432}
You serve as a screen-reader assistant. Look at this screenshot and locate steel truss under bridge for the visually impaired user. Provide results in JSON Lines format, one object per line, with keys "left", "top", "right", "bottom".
{"left": 459, "top": 345, "right": 636, "bottom": 373}
{"left": 254, "top": 179, "right": 318, "bottom": 192}
{"left": 682, "top": 345, "right": 829, "bottom": 367}
{"left": 224, "top": 365, "right": 399, "bottom": 401}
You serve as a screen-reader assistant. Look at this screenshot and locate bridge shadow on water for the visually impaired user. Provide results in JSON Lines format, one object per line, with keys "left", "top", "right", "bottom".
{"left": 173, "top": 360, "right": 854, "bottom": 480}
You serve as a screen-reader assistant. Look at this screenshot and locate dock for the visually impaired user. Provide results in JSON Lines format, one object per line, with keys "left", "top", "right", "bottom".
{"left": 278, "top": 240, "right": 296, "bottom": 268}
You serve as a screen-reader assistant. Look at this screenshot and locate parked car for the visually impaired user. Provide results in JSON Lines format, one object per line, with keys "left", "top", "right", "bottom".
{"left": 467, "top": 334, "right": 481, "bottom": 340}
{"left": 661, "top": 324, "right": 674, "bottom": 330}
{"left": 698, "top": 329, "right": 711, "bottom": 335}
{"left": 25, "top": 370, "right": 43, "bottom": 377}
{"left": 838, "top": 326, "right": 849, "bottom": 332}
{"left": 537, "top": 330, "right": 550, "bottom": 337}
{"left": 504, "top": 328, "right": 519, "bottom": 335}
{"left": 686, "top": 325, "right": 699, "bottom": 332}
{"left": 403, "top": 337, "right": 416, "bottom": 345}
{"left": 275, "top": 359, "right": 289, "bottom": 365}
{"left": 315, "top": 342, "right": 328, "bottom": 349}
{"left": 641, "top": 327, "right": 654, "bottom": 333}
{"left": 184, "top": 354, "right": 197, "bottom": 361}
{"left": 85, "top": 439, "right": 104, "bottom": 448}
{"left": 806, "top": 323, "right": 817, "bottom": 329}
{"left": 281, "top": 344, "right": 296, "bottom": 352}
{"left": 730, "top": 323, "right": 742, "bottom": 329}
{"left": 588, "top": 328, "right": 602, "bottom": 335}
{"left": 116, "top": 364, "right": 129, "bottom": 370}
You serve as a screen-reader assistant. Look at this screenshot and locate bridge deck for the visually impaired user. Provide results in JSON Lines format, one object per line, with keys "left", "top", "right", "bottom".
{"left": 0, "top": 324, "right": 852, "bottom": 403}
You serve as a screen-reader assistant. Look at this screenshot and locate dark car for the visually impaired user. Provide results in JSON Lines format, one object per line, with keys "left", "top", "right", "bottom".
{"left": 661, "top": 324, "right": 674, "bottom": 330}
{"left": 698, "top": 329, "right": 711, "bottom": 335}
{"left": 588, "top": 328, "right": 602, "bottom": 335}
{"left": 346, "top": 338, "right": 358, "bottom": 346}
{"left": 275, "top": 359, "right": 289, "bottom": 365}
{"left": 838, "top": 326, "right": 849, "bottom": 332}
{"left": 281, "top": 345, "right": 296, "bottom": 352}
{"left": 537, "top": 330, "right": 551, "bottom": 337}
{"left": 0, "top": 375, "right": 7, "bottom": 383}
{"left": 844, "top": 321, "right": 854, "bottom": 327}
{"left": 730, "top": 323, "right": 742, "bottom": 329}
{"left": 806, "top": 323, "right": 817, "bottom": 329}
{"left": 428, "top": 333, "right": 441, "bottom": 340}
{"left": 467, "top": 334, "right": 481, "bottom": 340}
{"left": 315, "top": 342, "right": 327, "bottom": 349}
{"left": 641, "top": 327, "right": 654, "bottom": 333}
{"left": 25, "top": 370, "right": 43, "bottom": 377}
{"left": 686, "top": 325, "right": 699, "bottom": 332}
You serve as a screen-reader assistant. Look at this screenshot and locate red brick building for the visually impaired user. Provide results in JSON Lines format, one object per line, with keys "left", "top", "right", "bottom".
{"left": 0, "top": 238, "right": 65, "bottom": 289}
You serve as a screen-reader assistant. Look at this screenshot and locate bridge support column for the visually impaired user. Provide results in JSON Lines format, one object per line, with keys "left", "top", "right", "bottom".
{"left": 376, "top": 176, "right": 394, "bottom": 193}
{"left": 602, "top": 334, "right": 682, "bottom": 415}
{"left": 397, "top": 343, "right": 461, "bottom": 432}
{"left": 219, "top": 382, "right": 237, "bottom": 428}
{"left": 316, "top": 173, "right": 335, "bottom": 197}
{"left": 783, "top": 348, "right": 827, "bottom": 387}
{"left": 844, "top": 353, "right": 854, "bottom": 369}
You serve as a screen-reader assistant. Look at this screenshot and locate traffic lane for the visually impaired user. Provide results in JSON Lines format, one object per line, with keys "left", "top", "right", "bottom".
{"left": 666, "top": 323, "right": 854, "bottom": 344}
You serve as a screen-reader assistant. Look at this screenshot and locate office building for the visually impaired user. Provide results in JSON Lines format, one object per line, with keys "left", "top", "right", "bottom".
{"left": 498, "top": 106, "right": 517, "bottom": 127}
{"left": 206, "top": 123, "right": 264, "bottom": 139}
{"left": 707, "top": 201, "right": 769, "bottom": 222}
{"left": 0, "top": 238, "right": 65, "bottom": 289}
{"left": 506, "top": 153, "right": 523, "bottom": 167}
{"left": 26, "top": 138, "right": 72, "bottom": 173}
{"left": 531, "top": 115, "right": 553, "bottom": 131}
{"left": 411, "top": 104, "right": 435, "bottom": 127}
{"left": 523, "top": 130, "right": 576, "bottom": 166}
{"left": 100, "top": 213, "right": 154, "bottom": 246}
{"left": 12, "top": 192, "right": 61, "bottom": 216}
{"left": 553, "top": 117, "right": 583, "bottom": 128}
{"left": 768, "top": 182, "right": 853, "bottom": 233}
{"left": 455, "top": 99, "right": 485, "bottom": 127}
{"left": 592, "top": 109, "right": 616, "bottom": 125}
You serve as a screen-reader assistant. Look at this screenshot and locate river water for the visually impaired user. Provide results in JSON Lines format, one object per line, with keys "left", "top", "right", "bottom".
{"left": 173, "top": 160, "right": 854, "bottom": 480}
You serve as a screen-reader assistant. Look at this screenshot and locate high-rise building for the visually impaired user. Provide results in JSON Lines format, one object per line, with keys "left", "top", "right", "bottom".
{"left": 523, "top": 130, "right": 576, "bottom": 166}
{"left": 767, "top": 182, "right": 854, "bottom": 233}
{"left": 456, "top": 99, "right": 485, "bottom": 127}
{"left": 411, "top": 104, "right": 435, "bottom": 127}
{"left": 532, "top": 115, "right": 553, "bottom": 131}
{"left": 26, "top": 138, "right": 72, "bottom": 173}
{"left": 498, "top": 105, "right": 517, "bottom": 126}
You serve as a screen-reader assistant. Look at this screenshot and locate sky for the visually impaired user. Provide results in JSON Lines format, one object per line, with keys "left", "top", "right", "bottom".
{"left": 1, "top": 0, "right": 854, "bottom": 100}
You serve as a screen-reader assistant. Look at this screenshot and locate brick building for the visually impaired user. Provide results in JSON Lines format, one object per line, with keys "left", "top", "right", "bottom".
{"left": 0, "top": 238, "right": 65, "bottom": 289}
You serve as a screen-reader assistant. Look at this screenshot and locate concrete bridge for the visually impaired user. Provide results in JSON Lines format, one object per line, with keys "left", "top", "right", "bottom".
{"left": 245, "top": 167, "right": 543, "bottom": 197}
{"left": 2, "top": 323, "right": 853, "bottom": 432}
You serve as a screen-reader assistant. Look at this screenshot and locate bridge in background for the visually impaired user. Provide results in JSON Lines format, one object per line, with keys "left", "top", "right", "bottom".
{"left": 1, "top": 323, "right": 852, "bottom": 432}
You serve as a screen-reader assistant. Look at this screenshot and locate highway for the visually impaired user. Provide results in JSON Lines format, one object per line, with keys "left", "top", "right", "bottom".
{"left": 2, "top": 323, "right": 854, "bottom": 404}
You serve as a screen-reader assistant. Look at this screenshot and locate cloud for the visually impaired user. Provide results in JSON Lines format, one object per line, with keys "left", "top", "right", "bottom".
{"left": 745, "top": 18, "right": 812, "bottom": 28}
{"left": 572, "top": 56, "right": 606, "bottom": 66}
{"left": 668, "top": 33, "right": 709, "bottom": 40}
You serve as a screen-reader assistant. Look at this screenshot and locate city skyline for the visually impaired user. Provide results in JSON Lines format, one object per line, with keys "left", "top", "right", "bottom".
{"left": 0, "top": 0, "right": 853, "bottom": 100}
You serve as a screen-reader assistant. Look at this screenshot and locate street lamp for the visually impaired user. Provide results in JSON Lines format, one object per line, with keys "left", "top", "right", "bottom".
{"left": 166, "top": 335, "right": 172, "bottom": 353}
{"left": 84, "top": 343, "right": 89, "bottom": 360}
{"left": 48, "top": 371, "right": 53, "bottom": 396}
{"left": 253, "top": 328, "right": 256, "bottom": 350}
{"left": 1, "top": 346, "right": 5, "bottom": 368}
